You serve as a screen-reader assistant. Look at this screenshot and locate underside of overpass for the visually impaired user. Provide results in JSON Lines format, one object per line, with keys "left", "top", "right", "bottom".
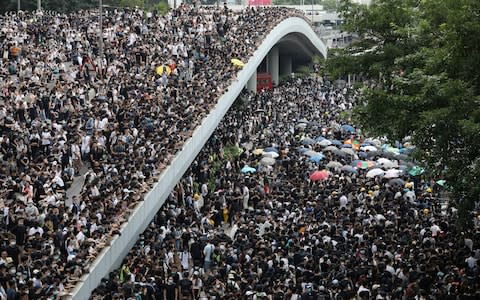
{"left": 248, "top": 31, "right": 326, "bottom": 92}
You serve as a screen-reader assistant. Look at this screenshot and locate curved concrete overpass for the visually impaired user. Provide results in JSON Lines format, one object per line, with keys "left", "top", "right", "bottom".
{"left": 70, "top": 17, "right": 326, "bottom": 299}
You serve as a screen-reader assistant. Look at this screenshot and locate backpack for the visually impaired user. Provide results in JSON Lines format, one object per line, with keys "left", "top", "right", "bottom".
{"left": 180, "top": 278, "right": 192, "bottom": 295}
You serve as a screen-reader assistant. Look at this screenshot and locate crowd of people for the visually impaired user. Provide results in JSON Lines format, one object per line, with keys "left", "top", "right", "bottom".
{"left": 91, "top": 76, "right": 479, "bottom": 300}
{"left": 0, "top": 4, "right": 307, "bottom": 298}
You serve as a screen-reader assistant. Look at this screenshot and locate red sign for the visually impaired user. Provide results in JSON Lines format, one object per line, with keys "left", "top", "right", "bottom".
{"left": 249, "top": 0, "right": 272, "bottom": 6}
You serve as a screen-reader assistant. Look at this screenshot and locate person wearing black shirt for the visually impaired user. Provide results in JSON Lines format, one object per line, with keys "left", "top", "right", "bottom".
{"left": 10, "top": 219, "right": 26, "bottom": 248}
{"left": 6, "top": 240, "right": 20, "bottom": 266}
{"left": 163, "top": 276, "right": 177, "bottom": 300}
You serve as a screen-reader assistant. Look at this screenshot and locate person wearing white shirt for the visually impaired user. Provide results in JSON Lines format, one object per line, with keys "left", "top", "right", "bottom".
{"left": 28, "top": 225, "right": 44, "bottom": 237}
{"left": 203, "top": 241, "right": 215, "bottom": 272}
{"left": 180, "top": 249, "right": 192, "bottom": 272}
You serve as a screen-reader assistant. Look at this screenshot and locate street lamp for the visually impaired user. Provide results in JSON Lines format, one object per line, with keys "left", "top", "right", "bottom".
{"left": 17, "top": 0, "right": 20, "bottom": 11}
{"left": 99, "top": 0, "right": 104, "bottom": 94}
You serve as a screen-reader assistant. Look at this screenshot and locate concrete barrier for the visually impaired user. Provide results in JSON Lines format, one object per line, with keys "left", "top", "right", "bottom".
{"left": 69, "top": 16, "right": 326, "bottom": 299}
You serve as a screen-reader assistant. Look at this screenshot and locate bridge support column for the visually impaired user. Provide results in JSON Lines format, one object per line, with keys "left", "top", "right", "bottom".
{"left": 280, "top": 56, "right": 292, "bottom": 80}
{"left": 267, "top": 46, "right": 279, "bottom": 86}
{"left": 246, "top": 70, "right": 257, "bottom": 93}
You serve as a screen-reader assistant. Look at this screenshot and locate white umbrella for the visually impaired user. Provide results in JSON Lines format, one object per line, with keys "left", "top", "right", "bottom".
{"left": 318, "top": 139, "right": 332, "bottom": 147}
{"left": 263, "top": 151, "right": 279, "bottom": 158}
{"left": 361, "top": 145, "right": 377, "bottom": 152}
{"left": 323, "top": 146, "right": 338, "bottom": 152}
{"left": 260, "top": 157, "right": 276, "bottom": 166}
{"left": 377, "top": 158, "right": 398, "bottom": 170}
{"left": 326, "top": 161, "right": 343, "bottom": 170}
{"left": 366, "top": 168, "right": 385, "bottom": 178}
{"left": 384, "top": 169, "right": 401, "bottom": 179}
{"left": 295, "top": 123, "right": 307, "bottom": 129}
{"left": 241, "top": 142, "right": 253, "bottom": 151}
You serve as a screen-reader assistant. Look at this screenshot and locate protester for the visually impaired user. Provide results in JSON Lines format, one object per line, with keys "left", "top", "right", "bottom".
{"left": 91, "top": 76, "right": 480, "bottom": 300}
{"left": 0, "top": 4, "right": 307, "bottom": 297}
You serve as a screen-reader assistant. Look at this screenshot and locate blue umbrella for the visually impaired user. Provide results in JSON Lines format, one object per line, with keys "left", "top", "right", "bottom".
{"left": 341, "top": 124, "right": 356, "bottom": 133}
{"left": 241, "top": 166, "right": 256, "bottom": 174}
{"left": 264, "top": 147, "right": 278, "bottom": 153}
{"left": 309, "top": 154, "right": 325, "bottom": 163}
{"left": 358, "top": 151, "right": 369, "bottom": 159}
{"left": 341, "top": 165, "right": 358, "bottom": 174}
{"left": 341, "top": 144, "right": 353, "bottom": 148}
{"left": 400, "top": 147, "right": 414, "bottom": 154}
{"left": 361, "top": 142, "right": 375, "bottom": 147}
{"left": 331, "top": 140, "right": 342, "bottom": 146}
{"left": 315, "top": 136, "right": 326, "bottom": 142}
{"left": 301, "top": 138, "right": 316, "bottom": 145}
{"left": 296, "top": 147, "right": 309, "bottom": 153}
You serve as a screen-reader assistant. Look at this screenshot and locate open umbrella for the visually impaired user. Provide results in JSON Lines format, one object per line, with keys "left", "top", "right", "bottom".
{"left": 341, "top": 144, "right": 353, "bottom": 148}
{"left": 436, "top": 179, "right": 446, "bottom": 187}
{"left": 341, "top": 124, "right": 356, "bottom": 133}
{"left": 264, "top": 147, "right": 278, "bottom": 153}
{"left": 366, "top": 168, "right": 385, "bottom": 178}
{"left": 361, "top": 145, "right": 378, "bottom": 152}
{"left": 353, "top": 160, "right": 375, "bottom": 169}
{"left": 315, "top": 136, "right": 326, "bottom": 142}
{"left": 303, "top": 150, "right": 319, "bottom": 157}
{"left": 241, "top": 166, "right": 256, "bottom": 174}
{"left": 358, "top": 151, "right": 369, "bottom": 159}
{"left": 326, "top": 161, "right": 343, "bottom": 169}
{"left": 263, "top": 151, "right": 279, "bottom": 158}
{"left": 341, "top": 148, "right": 356, "bottom": 156}
{"left": 231, "top": 58, "right": 245, "bottom": 68}
{"left": 310, "top": 170, "right": 330, "bottom": 181}
{"left": 301, "top": 137, "right": 316, "bottom": 145}
{"left": 252, "top": 148, "right": 264, "bottom": 155}
{"left": 295, "top": 123, "right": 308, "bottom": 129}
{"left": 241, "top": 142, "right": 253, "bottom": 151}
{"left": 318, "top": 139, "right": 332, "bottom": 147}
{"left": 341, "top": 165, "right": 358, "bottom": 173}
{"left": 384, "top": 169, "right": 401, "bottom": 179}
{"left": 388, "top": 178, "right": 405, "bottom": 187}
{"left": 260, "top": 157, "right": 276, "bottom": 166}
{"left": 331, "top": 140, "right": 343, "bottom": 146}
{"left": 366, "top": 150, "right": 382, "bottom": 158}
{"left": 377, "top": 158, "right": 398, "bottom": 170}
{"left": 324, "top": 146, "right": 339, "bottom": 152}
{"left": 155, "top": 65, "right": 171, "bottom": 76}
{"left": 309, "top": 155, "right": 324, "bottom": 164}
{"left": 331, "top": 149, "right": 348, "bottom": 158}
{"left": 408, "top": 166, "right": 425, "bottom": 176}
{"left": 296, "top": 147, "right": 309, "bottom": 153}
{"left": 383, "top": 145, "right": 401, "bottom": 155}
{"left": 396, "top": 154, "right": 410, "bottom": 161}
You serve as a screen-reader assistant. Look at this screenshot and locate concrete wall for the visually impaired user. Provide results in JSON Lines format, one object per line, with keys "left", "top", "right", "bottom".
{"left": 69, "top": 17, "right": 326, "bottom": 300}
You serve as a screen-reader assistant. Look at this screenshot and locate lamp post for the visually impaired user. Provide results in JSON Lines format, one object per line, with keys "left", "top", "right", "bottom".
{"left": 17, "top": 0, "right": 20, "bottom": 11}
{"left": 37, "top": 0, "right": 41, "bottom": 10}
{"left": 310, "top": 0, "right": 314, "bottom": 23}
{"left": 99, "top": 0, "right": 104, "bottom": 94}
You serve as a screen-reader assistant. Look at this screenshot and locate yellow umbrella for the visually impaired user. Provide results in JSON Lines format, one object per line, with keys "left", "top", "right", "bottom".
{"left": 253, "top": 148, "right": 264, "bottom": 155}
{"left": 155, "top": 65, "right": 171, "bottom": 76}
{"left": 231, "top": 58, "right": 245, "bottom": 68}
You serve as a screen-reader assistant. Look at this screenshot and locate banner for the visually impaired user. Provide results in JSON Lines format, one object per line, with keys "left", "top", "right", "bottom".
{"left": 248, "top": 0, "right": 272, "bottom": 6}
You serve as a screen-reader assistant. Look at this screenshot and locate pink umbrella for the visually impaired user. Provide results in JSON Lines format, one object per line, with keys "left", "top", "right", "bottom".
{"left": 310, "top": 170, "right": 330, "bottom": 181}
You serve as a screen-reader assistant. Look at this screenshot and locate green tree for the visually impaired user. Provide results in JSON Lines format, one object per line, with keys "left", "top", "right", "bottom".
{"left": 327, "top": 0, "right": 480, "bottom": 228}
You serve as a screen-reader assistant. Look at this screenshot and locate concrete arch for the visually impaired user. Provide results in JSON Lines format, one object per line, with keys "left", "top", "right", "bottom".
{"left": 70, "top": 17, "right": 326, "bottom": 300}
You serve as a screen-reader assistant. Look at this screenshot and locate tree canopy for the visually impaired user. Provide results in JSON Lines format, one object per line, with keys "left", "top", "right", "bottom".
{"left": 326, "top": 0, "right": 480, "bottom": 228}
